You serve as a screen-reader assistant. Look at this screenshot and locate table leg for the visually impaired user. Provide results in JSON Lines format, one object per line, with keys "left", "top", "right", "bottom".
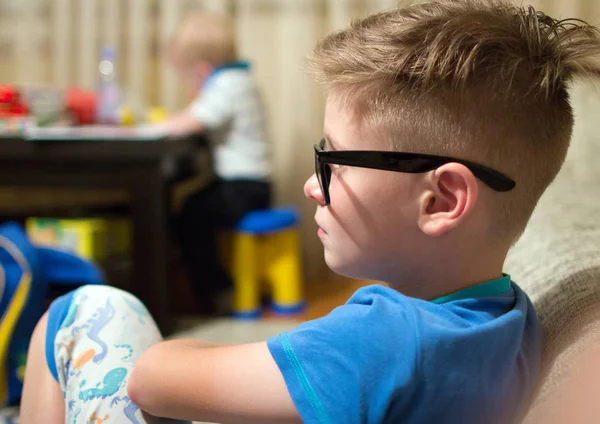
{"left": 129, "top": 166, "right": 173, "bottom": 335}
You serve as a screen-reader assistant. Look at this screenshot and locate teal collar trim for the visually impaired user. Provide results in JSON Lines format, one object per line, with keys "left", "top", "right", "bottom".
{"left": 207, "top": 61, "right": 250, "bottom": 80}
{"left": 431, "top": 274, "right": 511, "bottom": 304}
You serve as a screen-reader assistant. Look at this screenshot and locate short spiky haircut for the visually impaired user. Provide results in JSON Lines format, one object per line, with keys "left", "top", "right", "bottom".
{"left": 310, "top": 0, "right": 600, "bottom": 244}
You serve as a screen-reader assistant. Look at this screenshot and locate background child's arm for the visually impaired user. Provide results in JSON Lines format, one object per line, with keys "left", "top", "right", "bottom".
{"left": 128, "top": 339, "right": 302, "bottom": 424}
{"left": 162, "top": 109, "right": 205, "bottom": 136}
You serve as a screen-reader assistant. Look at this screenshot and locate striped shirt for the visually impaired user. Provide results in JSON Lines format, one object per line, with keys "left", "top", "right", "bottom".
{"left": 190, "top": 62, "right": 270, "bottom": 180}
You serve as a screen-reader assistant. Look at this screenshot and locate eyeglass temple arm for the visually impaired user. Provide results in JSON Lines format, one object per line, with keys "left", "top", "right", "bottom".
{"left": 320, "top": 153, "right": 516, "bottom": 192}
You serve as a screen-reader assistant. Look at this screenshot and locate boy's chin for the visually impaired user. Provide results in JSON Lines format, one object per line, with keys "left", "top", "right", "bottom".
{"left": 325, "top": 253, "right": 366, "bottom": 281}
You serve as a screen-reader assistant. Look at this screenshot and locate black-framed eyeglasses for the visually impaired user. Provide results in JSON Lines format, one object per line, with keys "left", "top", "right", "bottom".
{"left": 314, "top": 138, "right": 516, "bottom": 206}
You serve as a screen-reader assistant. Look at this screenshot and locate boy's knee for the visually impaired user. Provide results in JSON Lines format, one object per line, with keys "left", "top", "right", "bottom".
{"left": 73, "top": 284, "right": 139, "bottom": 306}
{"left": 45, "top": 285, "right": 156, "bottom": 381}
{"left": 72, "top": 285, "right": 149, "bottom": 313}
{"left": 49, "top": 284, "right": 150, "bottom": 335}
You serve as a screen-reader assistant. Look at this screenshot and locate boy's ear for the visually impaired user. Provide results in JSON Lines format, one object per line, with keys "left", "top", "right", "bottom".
{"left": 417, "top": 163, "right": 479, "bottom": 237}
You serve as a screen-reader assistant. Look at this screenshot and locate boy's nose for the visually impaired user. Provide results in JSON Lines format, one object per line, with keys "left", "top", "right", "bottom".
{"left": 304, "top": 174, "right": 325, "bottom": 206}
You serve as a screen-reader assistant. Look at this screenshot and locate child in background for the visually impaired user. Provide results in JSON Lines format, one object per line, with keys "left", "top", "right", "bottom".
{"left": 21, "top": 1, "right": 600, "bottom": 423}
{"left": 165, "top": 12, "right": 271, "bottom": 313}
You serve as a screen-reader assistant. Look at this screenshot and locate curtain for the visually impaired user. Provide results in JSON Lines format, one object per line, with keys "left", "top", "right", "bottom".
{"left": 0, "top": 0, "right": 597, "bottom": 281}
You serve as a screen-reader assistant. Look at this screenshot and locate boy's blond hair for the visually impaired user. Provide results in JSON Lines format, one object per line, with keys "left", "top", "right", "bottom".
{"left": 169, "top": 11, "right": 237, "bottom": 68}
{"left": 310, "top": 0, "right": 600, "bottom": 244}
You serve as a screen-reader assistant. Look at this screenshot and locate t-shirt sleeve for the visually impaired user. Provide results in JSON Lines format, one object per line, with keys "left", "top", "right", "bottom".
{"left": 267, "top": 300, "right": 419, "bottom": 424}
{"left": 189, "top": 78, "right": 234, "bottom": 129}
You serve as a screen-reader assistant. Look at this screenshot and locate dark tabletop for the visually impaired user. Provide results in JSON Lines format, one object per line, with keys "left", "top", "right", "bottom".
{"left": 0, "top": 135, "right": 200, "bottom": 164}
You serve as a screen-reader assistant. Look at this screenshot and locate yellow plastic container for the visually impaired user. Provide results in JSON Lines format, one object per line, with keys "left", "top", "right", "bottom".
{"left": 26, "top": 218, "right": 131, "bottom": 261}
{"left": 105, "top": 219, "right": 131, "bottom": 256}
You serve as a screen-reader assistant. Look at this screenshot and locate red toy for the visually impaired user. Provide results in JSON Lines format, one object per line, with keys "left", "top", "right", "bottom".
{"left": 0, "top": 85, "right": 28, "bottom": 117}
{"left": 65, "top": 86, "right": 97, "bottom": 125}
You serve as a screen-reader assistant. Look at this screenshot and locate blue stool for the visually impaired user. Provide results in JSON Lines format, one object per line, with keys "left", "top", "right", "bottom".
{"left": 229, "top": 207, "right": 304, "bottom": 319}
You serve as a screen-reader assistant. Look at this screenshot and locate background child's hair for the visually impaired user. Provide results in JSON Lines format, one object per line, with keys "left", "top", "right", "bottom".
{"left": 310, "top": 0, "right": 600, "bottom": 244}
{"left": 169, "top": 11, "right": 237, "bottom": 68}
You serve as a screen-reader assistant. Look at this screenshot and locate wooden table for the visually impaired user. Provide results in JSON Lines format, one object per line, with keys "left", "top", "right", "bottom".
{"left": 0, "top": 135, "right": 204, "bottom": 334}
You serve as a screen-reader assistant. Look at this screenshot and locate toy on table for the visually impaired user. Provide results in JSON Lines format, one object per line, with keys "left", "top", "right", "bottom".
{"left": 147, "top": 107, "right": 169, "bottom": 124}
{"left": 20, "top": 86, "right": 72, "bottom": 127}
{"left": 0, "top": 85, "right": 28, "bottom": 117}
{"left": 65, "top": 86, "right": 97, "bottom": 125}
{"left": 65, "top": 85, "right": 168, "bottom": 127}
{"left": 0, "top": 85, "right": 32, "bottom": 133}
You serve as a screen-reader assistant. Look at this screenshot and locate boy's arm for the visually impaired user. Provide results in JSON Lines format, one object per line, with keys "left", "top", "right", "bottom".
{"left": 128, "top": 339, "right": 302, "bottom": 424}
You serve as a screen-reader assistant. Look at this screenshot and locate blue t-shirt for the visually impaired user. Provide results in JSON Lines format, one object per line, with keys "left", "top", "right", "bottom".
{"left": 267, "top": 275, "right": 542, "bottom": 424}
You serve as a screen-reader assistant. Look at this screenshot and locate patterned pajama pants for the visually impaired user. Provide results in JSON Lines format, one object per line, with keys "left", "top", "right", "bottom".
{"left": 45, "top": 285, "right": 190, "bottom": 424}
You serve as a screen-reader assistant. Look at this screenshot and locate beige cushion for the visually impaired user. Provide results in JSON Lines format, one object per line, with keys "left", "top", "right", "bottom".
{"left": 506, "top": 175, "right": 600, "bottom": 420}
{"left": 505, "top": 80, "right": 600, "bottom": 419}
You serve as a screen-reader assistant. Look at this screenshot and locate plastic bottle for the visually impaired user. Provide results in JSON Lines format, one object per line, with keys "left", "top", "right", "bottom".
{"left": 95, "top": 47, "right": 121, "bottom": 125}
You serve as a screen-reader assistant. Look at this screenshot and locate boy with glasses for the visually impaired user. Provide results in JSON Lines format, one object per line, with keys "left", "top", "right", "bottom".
{"left": 21, "top": 1, "right": 600, "bottom": 423}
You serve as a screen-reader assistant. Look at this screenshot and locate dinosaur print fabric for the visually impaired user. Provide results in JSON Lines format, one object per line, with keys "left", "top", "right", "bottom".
{"left": 48, "top": 285, "right": 190, "bottom": 424}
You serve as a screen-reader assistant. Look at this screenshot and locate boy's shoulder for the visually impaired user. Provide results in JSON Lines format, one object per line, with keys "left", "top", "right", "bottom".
{"left": 348, "top": 282, "right": 539, "bottom": 342}
{"left": 270, "top": 281, "right": 539, "bottom": 370}
{"left": 267, "top": 282, "right": 541, "bottom": 423}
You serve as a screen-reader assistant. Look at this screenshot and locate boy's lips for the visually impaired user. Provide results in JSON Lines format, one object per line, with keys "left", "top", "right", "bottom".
{"left": 315, "top": 215, "right": 327, "bottom": 237}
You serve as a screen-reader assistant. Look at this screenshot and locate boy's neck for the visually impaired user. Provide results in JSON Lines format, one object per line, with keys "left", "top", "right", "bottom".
{"left": 387, "top": 252, "right": 508, "bottom": 301}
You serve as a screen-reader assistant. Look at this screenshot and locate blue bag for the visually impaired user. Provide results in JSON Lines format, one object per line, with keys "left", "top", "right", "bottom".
{"left": 0, "top": 222, "right": 103, "bottom": 405}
